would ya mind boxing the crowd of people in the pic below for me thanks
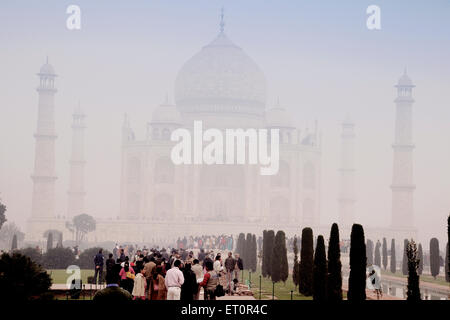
[92,247,244,301]
[175,235,234,251]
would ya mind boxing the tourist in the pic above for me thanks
[119,262,135,294]
[224,252,235,293]
[105,253,115,278]
[94,249,104,285]
[234,253,243,283]
[132,269,147,300]
[165,260,184,300]
[199,260,219,300]
[143,256,156,279]
[119,248,125,262]
[149,266,167,300]
[191,259,203,300]
[93,264,132,302]
[213,255,222,273]
[198,248,206,264]
[181,263,198,301]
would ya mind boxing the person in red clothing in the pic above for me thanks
[199,260,219,300]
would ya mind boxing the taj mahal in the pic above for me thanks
[25,14,417,244]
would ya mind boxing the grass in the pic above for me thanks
[240,269,312,300]
[48,269,94,285]
[381,270,449,287]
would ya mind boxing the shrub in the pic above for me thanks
[43,247,76,269]
[0,252,52,300]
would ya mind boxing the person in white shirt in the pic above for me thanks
[165,260,185,300]
[213,255,222,273]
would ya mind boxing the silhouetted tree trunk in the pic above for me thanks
[327,223,342,301]
[390,239,396,274]
[299,227,314,296]
[382,238,388,270]
[429,238,440,279]
[417,243,423,275]
[313,235,327,301]
[293,236,300,288]
[272,231,288,283]
[348,224,366,301]
[406,240,421,301]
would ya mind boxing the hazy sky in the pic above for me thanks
[0,0,449,244]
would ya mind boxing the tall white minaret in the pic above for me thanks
[338,115,355,228]
[31,58,57,219]
[391,70,415,228]
[67,104,86,218]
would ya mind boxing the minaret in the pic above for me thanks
[31,58,57,219]
[67,104,86,218]
[338,115,356,228]
[391,70,415,228]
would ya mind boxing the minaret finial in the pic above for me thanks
[220,7,225,33]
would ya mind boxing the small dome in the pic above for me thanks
[397,70,413,87]
[151,102,182,124]
[265,106,294,128]
[39,62,56,75]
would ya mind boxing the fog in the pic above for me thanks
[0,0,449,246]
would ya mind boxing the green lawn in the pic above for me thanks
[48,269,95,285]
[240,269,312,300]
[381,270,449,287]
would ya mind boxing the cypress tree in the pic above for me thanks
[265,230,275,278]
[406,240,421,301]
[262,230,268,277]
[251,234,257,272]
[292,236,300,288]
[382,238,388,270]
[366,239,374,265]
[417,243,423,275]
[448,215,450,282]
[390,239,396,274]
[348,224,366,301]
[313,235,327,301]
[402,239,409,275]
[271,230,288,283]
[47,232,53,252]
[57,232,63,248]
[244,233,252,269]
[429,238,440,279]
[374,240,381,268]
[445,242,449,282]
[11,234,17,251]
[299,227,314,296]
[327,223,342,301]
[237,233,245,259]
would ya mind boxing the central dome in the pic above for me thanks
[175,32,267,115]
